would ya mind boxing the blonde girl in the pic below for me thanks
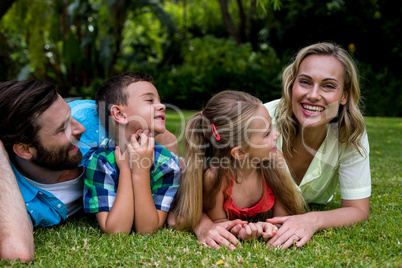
[171,90,305,241]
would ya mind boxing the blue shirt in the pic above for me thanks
[12,100,105,227]
[12,164,68,227]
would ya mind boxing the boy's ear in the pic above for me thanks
[13,143,34,160]
[231,146,247,160]
[110,105,128,125]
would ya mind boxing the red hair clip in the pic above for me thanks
[211,123,221,140]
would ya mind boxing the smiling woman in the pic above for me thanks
[193,42,371,251]
[263,42,370,248]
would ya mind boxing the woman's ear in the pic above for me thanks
[340,90,348,105]
[110,105,128,125]
[230,146,247,160]
[13,143,34,160]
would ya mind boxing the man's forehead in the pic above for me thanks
[37,95,70,129]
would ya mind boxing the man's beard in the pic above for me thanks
[31,139,83,171]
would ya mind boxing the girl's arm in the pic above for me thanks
[96,147,134,234]
[272,199,288,217]
[204,170,227,223]
[267,197,369,248]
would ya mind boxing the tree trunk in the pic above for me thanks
[217,0,241,44]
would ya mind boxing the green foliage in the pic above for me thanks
[1,0,400,116]
[154,35,282,109]
[1,117,400,267]
[359,64,402,117]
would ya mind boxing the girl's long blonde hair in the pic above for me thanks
[172,90,305,230]
[277,42,366,156]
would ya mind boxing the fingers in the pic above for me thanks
[295,236,310,248]
[267,221,311,249]
[266,216,288,225]
[280,234,298,249]
[202,227,239,251]
[230,224,243,236]
[260,223,277,240]
[237,223,261,241]
[223,219,247,230]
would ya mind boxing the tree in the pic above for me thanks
[217,0,281,44]
[1,0,175,97]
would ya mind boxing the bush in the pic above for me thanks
[359,63,401,117]
[153,36,283,109]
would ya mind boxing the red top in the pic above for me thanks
[223,177,275,220]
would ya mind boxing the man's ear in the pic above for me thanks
[230,146,247,160]
[110,105,128,125]
[13,143,34,160]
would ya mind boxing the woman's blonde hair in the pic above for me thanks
[172,90,305,230]
[277,42,366,156]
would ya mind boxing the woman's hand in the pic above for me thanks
[266,213,318,249]
[267,199,370,249]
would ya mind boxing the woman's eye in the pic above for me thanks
[300,80,310,85]
[324,84,336,89]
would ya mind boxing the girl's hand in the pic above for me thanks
[114,146,130,171]
[266,214,317,249]
[127,129,154,171]
[195,219,246,250]
[255,222,278,240]
[235,222,263,241]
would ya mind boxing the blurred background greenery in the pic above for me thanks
[0,0,400,116]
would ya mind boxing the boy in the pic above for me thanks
[83,72,181,234]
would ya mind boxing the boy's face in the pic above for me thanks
[121,81,166,136]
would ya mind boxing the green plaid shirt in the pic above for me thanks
[84,138,181,213]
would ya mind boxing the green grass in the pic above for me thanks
[2,116,401,267]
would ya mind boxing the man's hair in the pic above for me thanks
[0,81,59,156]
[95,72,153,132]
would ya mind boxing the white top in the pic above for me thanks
[264,99,371,204]
[25,171,84,217]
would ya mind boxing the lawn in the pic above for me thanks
[2,115,401,267]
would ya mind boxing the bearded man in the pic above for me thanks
[0,80,179,262]
[0,81,86,262]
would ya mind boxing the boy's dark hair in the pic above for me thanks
[95,72,153,132]
[0,81,59,156]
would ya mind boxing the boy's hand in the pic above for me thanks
[114,146,130,171]
[128,129,154,171]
